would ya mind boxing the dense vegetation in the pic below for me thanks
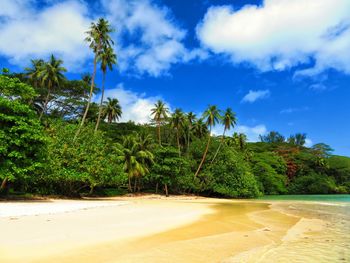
[1,18,349,198]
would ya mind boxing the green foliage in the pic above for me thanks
[328,156,350,191]
[288,173,337,194]
[205,147,261,198]
[251,152,287,194]
[0,88,45,190]
[42,122,125,195]
[259,131,285,143]
[0,75,36,101]
[148,146,194,194]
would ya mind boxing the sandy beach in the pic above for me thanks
[0,195,349,263]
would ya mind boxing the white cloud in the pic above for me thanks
[101,0,206,77]
[280,106,309,114]
[241,89,270,103]
[305,138,313,147]
[309,83,327,91]
[0,0,206,76]
[94,84,169,124]
[0,0,91,71]
[196,0,350,75]
[235,124,267,142]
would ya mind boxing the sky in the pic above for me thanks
[0,0,350,156]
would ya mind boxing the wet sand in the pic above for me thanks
[0,195,349,262]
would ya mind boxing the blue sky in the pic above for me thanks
[0,0,350,156]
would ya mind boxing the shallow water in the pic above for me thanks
[257,194,350,202]
[252,201,350,263]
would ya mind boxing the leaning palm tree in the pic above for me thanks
[38,55,66,120]
[211,108,237,163]
[170,109,185,156]
[194,105,221,177]
[150,100,169,145]
[74,18,114,141]
[102,97,122,123]
[95,46,117,132]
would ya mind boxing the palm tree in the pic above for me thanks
[150,100,169,145]
[74,18,114,141]
[38,55,66,120]
[211,108,237,163]
[231,132,247,151]
[116,134,154,192]
[288,133,306,146]
[192,119,208,139]
[102,97,122,123]
[25,59,44,89]
[95,47,117,132]
[186,112,196,152]
[170,108,185,156]
[194,105,221,177]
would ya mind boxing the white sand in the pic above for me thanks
[0,200,128,217]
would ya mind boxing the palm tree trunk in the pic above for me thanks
[74,54,98,142]
[187,125,191,153]
[164,183,169,197]
[155,182,159,193]
[176,128,181,156]
[157,121,161,145]
[211,128,227,164]
[128,175,132,192]
[0,177,8,192]
[133,177,137,193]
[39,81,51,120]
[95,72,106,133]
[194,127,212,177]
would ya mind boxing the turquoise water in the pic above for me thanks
[257,194,350,202]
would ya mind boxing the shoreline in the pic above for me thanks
[0,195,348,262]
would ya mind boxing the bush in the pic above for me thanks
[206,147,261,198]
[39,121,125,196]
[288,173,337,194]
[0,76,46,193]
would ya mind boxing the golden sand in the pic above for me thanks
[0,195,348,262]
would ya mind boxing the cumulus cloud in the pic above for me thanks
[196,0,350,75]
[0,0,206,76]
[101,0,207,77]
[0,0,91,71]
[241,89,270,103]
[235,124,267,142]
[93,84,169,124]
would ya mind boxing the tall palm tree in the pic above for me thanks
[38,55,66,120]
[186,112,196,152]
[95,47,117,132]
[211,108,237,163]
[170,108,185,156]
[116,134,154,192]
[102,97,122,123]
[150,100,169,145]
[74,18,114,141]
[194,105,221,177]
